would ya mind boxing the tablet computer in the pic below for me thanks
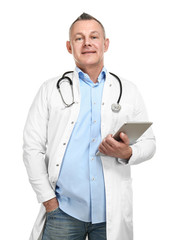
[113,121,153,144]
[96,121,152,156]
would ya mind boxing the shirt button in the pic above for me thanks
[92,177,95,181]
[92,138,95,142]
[91,157,94,161]
[93,120,96,124]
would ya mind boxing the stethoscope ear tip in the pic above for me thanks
[111,103,121,113]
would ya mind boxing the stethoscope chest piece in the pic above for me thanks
[111,103,121,113]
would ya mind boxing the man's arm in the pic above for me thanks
[23,82,56,203]
[99,85,156,165]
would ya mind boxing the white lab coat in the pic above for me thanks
[23,70,156,240]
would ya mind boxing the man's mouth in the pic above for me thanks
[82,51,96,54]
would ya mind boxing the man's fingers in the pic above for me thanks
[98,133,132,159]
[99,135,114,153]
[119,132,130,145]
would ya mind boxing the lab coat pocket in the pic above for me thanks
[121,179,133,223]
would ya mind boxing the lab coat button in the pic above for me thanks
[71,121,74,124]
[63,143,66,146]
[56,164,59,167]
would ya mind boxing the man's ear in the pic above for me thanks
[104,38,109,52]
[66,41,72,54]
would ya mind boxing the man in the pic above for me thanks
[23,13,156,240]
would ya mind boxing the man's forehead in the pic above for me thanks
[71,20,103,35]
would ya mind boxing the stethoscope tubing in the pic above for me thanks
[109,72,122,105]
[56,71,122,111]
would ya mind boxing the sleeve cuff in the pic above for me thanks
[37,190,56,203]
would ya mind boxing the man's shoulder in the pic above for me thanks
[43,70,75,88]
[120,77,137,88]
[36,75,61,100]
[44,75,60,87]
[108,71,138,90]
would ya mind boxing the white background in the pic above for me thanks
[0,0,175,239]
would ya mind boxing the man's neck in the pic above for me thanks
[77,65,104,83]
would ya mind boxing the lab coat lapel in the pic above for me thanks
[101,71,121,139]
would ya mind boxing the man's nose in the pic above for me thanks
[84,37,91,46]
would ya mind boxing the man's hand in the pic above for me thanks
[98,132,132,160]
[43,197,59,213]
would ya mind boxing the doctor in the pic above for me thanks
[23,13,156,240]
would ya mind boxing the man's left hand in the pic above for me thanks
[98,132,132,160]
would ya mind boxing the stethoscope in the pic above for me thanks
[56,71,122,113]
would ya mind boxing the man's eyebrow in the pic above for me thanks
[90,31,100,35]
[74,31,100,36]
[74,32,83,37]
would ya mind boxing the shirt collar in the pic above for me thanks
[75,66,106,86]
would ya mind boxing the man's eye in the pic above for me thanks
[75,37,82,41]
[91,36,98,39]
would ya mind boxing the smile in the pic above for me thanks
[82,51,96,54]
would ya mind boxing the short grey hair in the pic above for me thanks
[69,12,106,39]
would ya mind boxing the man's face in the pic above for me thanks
[67,20,109,70]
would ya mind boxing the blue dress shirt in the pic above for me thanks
[55,67,106,223]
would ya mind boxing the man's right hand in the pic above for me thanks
[43,197,59,213]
